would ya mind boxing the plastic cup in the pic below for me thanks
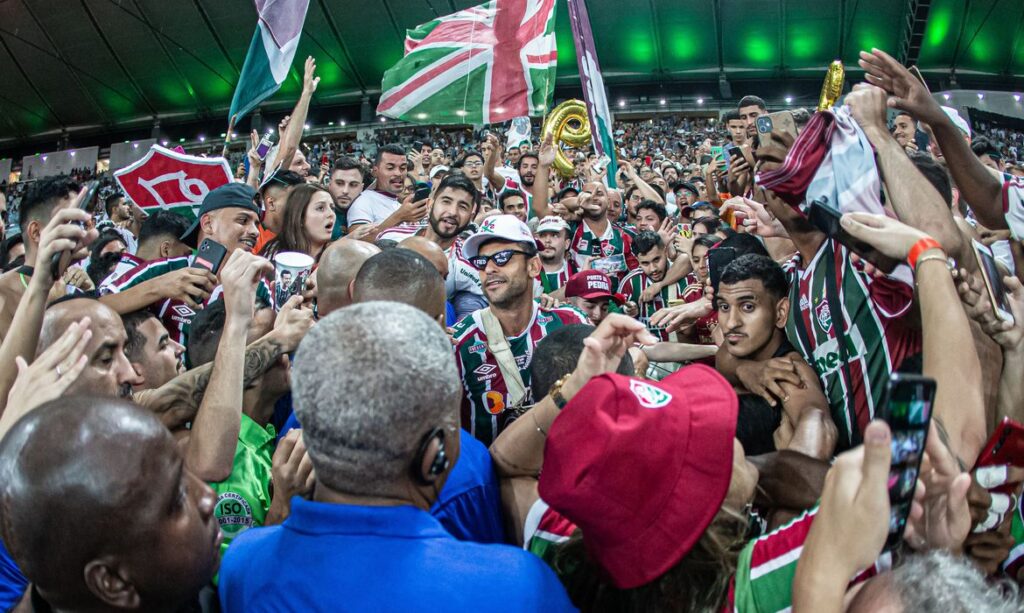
[273,251,315,310]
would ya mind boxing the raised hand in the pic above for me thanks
[302,56,320,95]
[858,49,945,126]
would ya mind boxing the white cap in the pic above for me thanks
[535,215,569,235]
[941,106,972,139]
[463,214,537,259]
[429,165,450,179]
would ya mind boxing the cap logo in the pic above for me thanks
[587,278,610,291]
[481,217,498,233]
[629,379,673,409]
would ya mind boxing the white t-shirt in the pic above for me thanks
[347,190,399,226]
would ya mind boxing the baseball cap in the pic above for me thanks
[535,216,569,235]
[564,270,625,305]
[463,214,537,259]
[429,165,450,179]
[180,183,260,248]
[539,366,739,589]
[941,106,972,139]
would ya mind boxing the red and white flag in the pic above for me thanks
[114,145,233,211]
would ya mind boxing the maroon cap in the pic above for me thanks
[538,366,738,589]
[564,270,625,305]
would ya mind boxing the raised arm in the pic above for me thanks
[482,134,506,193]
[276,57,319,173]
[620,160,664,205]
[530,133,555,219]
[842,212,987,465]
[99,267,217,314]
[182,250,270,482]
[858,49,1005,230]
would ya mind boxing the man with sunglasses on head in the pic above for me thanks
[452,215,587,445]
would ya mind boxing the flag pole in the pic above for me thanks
[221,116,236,158]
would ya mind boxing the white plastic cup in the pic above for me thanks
[273,251,315,310]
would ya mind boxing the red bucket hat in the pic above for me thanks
[538,365,738,589]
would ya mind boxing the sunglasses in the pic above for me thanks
[469,249,530,271]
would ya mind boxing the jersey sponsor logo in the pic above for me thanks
[815,300,833,333]
[629,380,673,409]
[799,295,810,311]
[468,342,487,355]
[537,313,553,325]
[474,363,497,376]
[215,492,253,536]
[811,334,862,376]
[172,304,195,318]
[485,390,506,414]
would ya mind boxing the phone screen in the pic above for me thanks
[881,373,936,550]
[972,239,1014,323]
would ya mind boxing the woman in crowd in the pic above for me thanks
[260,183,336,262]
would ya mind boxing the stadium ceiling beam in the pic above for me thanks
[897,0,933,66]
[316,0,368,93]
[191,0,240,77]
[712,0,724,72]
[778,0,787,73]
[78,0,157,116]
[131,0,207,112]
[21,0,111,126]
[647,0,666,78]
[952,0,1003,72]
[0,32,65,128]
[379,0,407,45]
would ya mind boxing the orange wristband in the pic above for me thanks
[907,237,942,270]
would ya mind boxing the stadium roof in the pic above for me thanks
[0,0,1021,143]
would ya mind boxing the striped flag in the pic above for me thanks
[376,0,558,125]
[567,0,617,187]
[229,0,310,124]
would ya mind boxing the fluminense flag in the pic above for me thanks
[567,0,617,187]
[377,0,557,125]
[229,0,310,124]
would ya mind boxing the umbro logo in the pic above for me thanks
[172,305,196,318]
[474,364,497,376]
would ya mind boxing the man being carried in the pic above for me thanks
[453,215,587,445]
[566,181,639,284]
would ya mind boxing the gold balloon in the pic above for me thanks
[818,60,845,111]
[541,99,591,178]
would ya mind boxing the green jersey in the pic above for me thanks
[209,414,276,557]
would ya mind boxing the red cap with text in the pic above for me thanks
[564,270,625,305]
[538,366,738,589]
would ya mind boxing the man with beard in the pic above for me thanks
[566,181,638,284]
[618,231,689,341]
[326,157,365,239]
[376,174,487,320]
[534,216,575,294]
[99,183,270,347]
[499,191,528,223]
[485,134,545,219]
[123,310,185,393]
[347,144,427,230]
[738,95,768,141]
[453,215,587,445]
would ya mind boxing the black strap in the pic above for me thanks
[822,243,860,446]
[16,265,33,276]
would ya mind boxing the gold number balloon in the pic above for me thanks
[818,60,845,111]
[541,99,591,178]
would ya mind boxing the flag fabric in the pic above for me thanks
[114,145,233,216]
[377,0,558,125]
[229,0,310,124]
[567,0,617,187]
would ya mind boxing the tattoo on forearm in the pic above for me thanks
[933,417,967,471]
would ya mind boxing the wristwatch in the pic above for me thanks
[549,373,574,410]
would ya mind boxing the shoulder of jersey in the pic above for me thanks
[543,304,589,324]
[620,267,644,285]
[451,313,484,343]
[114,255,190,284]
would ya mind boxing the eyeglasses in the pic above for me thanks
[469,249,530,271]
[462,161,483,168]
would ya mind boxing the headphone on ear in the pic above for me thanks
[412,428,449,485]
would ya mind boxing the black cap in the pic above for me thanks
[180,183,260,248]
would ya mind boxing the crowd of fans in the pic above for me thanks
[2,47,1024,612]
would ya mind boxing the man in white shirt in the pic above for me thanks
[348,144,426,230]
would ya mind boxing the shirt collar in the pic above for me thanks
[238,413,276,449]
[284,498,451,540]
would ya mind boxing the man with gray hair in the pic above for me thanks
[218,302,573,611]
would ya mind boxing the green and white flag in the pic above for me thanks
[377,0,558,125]
[229,0,310,124]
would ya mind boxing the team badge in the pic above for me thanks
[629,380,673,409]
[815,300,833,333]
[601,242,615,256]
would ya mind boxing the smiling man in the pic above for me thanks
[567,181,638,284]
[618,231,688,341]
[453,215,587,445]
[347,144,409,227]
[100,183,270,346]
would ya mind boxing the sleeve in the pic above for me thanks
[346,195,372,226]
[452,291,488,323]
[1002,173,1024,240]
[103,260,167,295]
[866,272,915,320]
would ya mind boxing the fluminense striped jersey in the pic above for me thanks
[1003,171,1024,240]
[538,259,576,295]
[783,239,919,450]
[727,507,889,612]
[523,498,575,563]
[567,220,638,283]
[617,268,687,342]
[452,304,587,445]
[102,256,271,347]
[497,177,536,218]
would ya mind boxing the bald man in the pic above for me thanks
[352,250,447,325]
[0,396,220,612]
[314,238,381,318]
[400,236,448,280]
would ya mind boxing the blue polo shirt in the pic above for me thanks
[219,498,576,612]
[0,538,27,610]
[429,429,503,544]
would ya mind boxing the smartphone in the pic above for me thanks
[256,136,273,160]
[724,143,742,160]
[708,246,738,292]
[755,111,798,152]
[807,197,900,274]
[50,180,100,279]
[679,223,693,238]
[194,238,228,274]
[879,373,936,551]
[413,182,432,202]
[699,154,713,166]
[971,239,1014,322]
[974,418,1024,493]
[593,154,611,173]
[913,129,930,152]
